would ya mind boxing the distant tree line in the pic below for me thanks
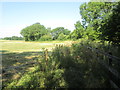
[2,36,24,40]
[20,23,70,41]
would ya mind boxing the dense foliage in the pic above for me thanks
[79,1,120,44]
[40,34,52,41]
[68,21,84,40]
[20,23,71,41]
[20,23,47,41]
[51,27,70,40]
[100,2,120,44]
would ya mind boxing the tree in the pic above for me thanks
[20,23,47,41]
[100,2,120,44]
[79,1,116,40]
[57,33,66,40]
[3,37,12,40]
[68,21,84,40]
[11,36,23,40]
[74,21,85,39]
[40,34,52,41]
[51,27,70,40]
[3,36,23,40]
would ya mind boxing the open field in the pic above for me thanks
[0,40,75,53]
[1,40,75,68]
[0,40,76,87]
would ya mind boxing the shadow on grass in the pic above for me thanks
[2,51,44,88]
[2,51,44,67]
[0,50,8,53]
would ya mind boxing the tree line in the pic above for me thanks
[1,36,24,40]
[20,23,71,41]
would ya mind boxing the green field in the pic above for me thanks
[0,40,74,53]
[0,40,75,87]
[1,40,74,68]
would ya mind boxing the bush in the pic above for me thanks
[57,33,67,40]
[40,34,52,41]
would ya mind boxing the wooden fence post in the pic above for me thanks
[108,52,112,66]
[45,49,48,61]
[108,52,113,88]
[96,48,98,58]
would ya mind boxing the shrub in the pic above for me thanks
[57,33,66,40]
[40,34,52,41]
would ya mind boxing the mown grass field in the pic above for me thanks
[1,40,74,68]
[0,40,74,52]
[0,40,75,87]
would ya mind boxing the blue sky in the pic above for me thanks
[0,2,87,38]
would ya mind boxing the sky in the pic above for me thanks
[0,1,89,38]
